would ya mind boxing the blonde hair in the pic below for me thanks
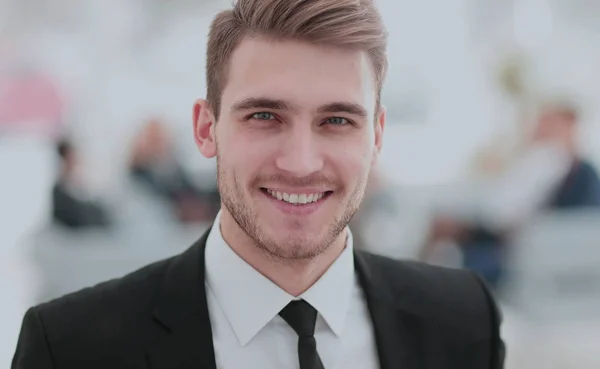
[206,0,388,119]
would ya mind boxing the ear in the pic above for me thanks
[193,99,217,158]
[372,105,386,165]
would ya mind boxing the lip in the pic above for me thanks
[262,187,331,194]
[260,188,331,216]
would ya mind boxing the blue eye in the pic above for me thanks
[326,117,349,125]
[251,112,275,120]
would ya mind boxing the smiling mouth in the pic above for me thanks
[260,188,332,205]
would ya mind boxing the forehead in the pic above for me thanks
[219,36,376,113]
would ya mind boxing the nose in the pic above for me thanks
[275,126,324,177]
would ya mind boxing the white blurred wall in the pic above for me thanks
[5,0,600,189]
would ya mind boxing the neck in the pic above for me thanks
[219,208,347,296]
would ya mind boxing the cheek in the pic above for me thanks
[332,139,373,181]
[219,131,275,177]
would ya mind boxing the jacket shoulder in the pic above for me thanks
[357,252,499,333]
[30,254,177,359]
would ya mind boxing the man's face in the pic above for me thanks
[195,37,384,260]
[533,109,576,149]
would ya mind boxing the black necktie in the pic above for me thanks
[279,300,325,369]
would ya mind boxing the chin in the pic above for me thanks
[265,236,329,260]
[255,219,320,249]
[266,216,326,238]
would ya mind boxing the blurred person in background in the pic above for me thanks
[51,138,112,230]
[13,1,504,368]
[532,103,600,208]
[129,118,220,223]
[423,100,600,288]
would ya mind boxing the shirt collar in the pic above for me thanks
[205,211,355,346]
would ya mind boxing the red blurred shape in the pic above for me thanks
[0,71,64,135]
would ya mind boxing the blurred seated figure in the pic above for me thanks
[128,119,220,223]
[423,101,600,288]
[52,138,112,230]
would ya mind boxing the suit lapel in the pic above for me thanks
[354,251,422,369]
[147,229,217,369]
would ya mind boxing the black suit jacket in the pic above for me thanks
[12,229,505,369]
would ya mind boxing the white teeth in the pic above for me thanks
[266,189,326,205]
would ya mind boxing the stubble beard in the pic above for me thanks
[216,156,367,263]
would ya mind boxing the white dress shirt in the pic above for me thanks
[205,212,379,369]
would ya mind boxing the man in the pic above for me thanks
[52,138,112,229]
[128,119,220,223]
[12,1,505,368]
[425,101,600,287]
[532,103,600,208]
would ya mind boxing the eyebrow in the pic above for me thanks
[231,97,296,112]
[230,97,368,118]
[317,102,368,118]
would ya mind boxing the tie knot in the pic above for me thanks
[279,300,318,337]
